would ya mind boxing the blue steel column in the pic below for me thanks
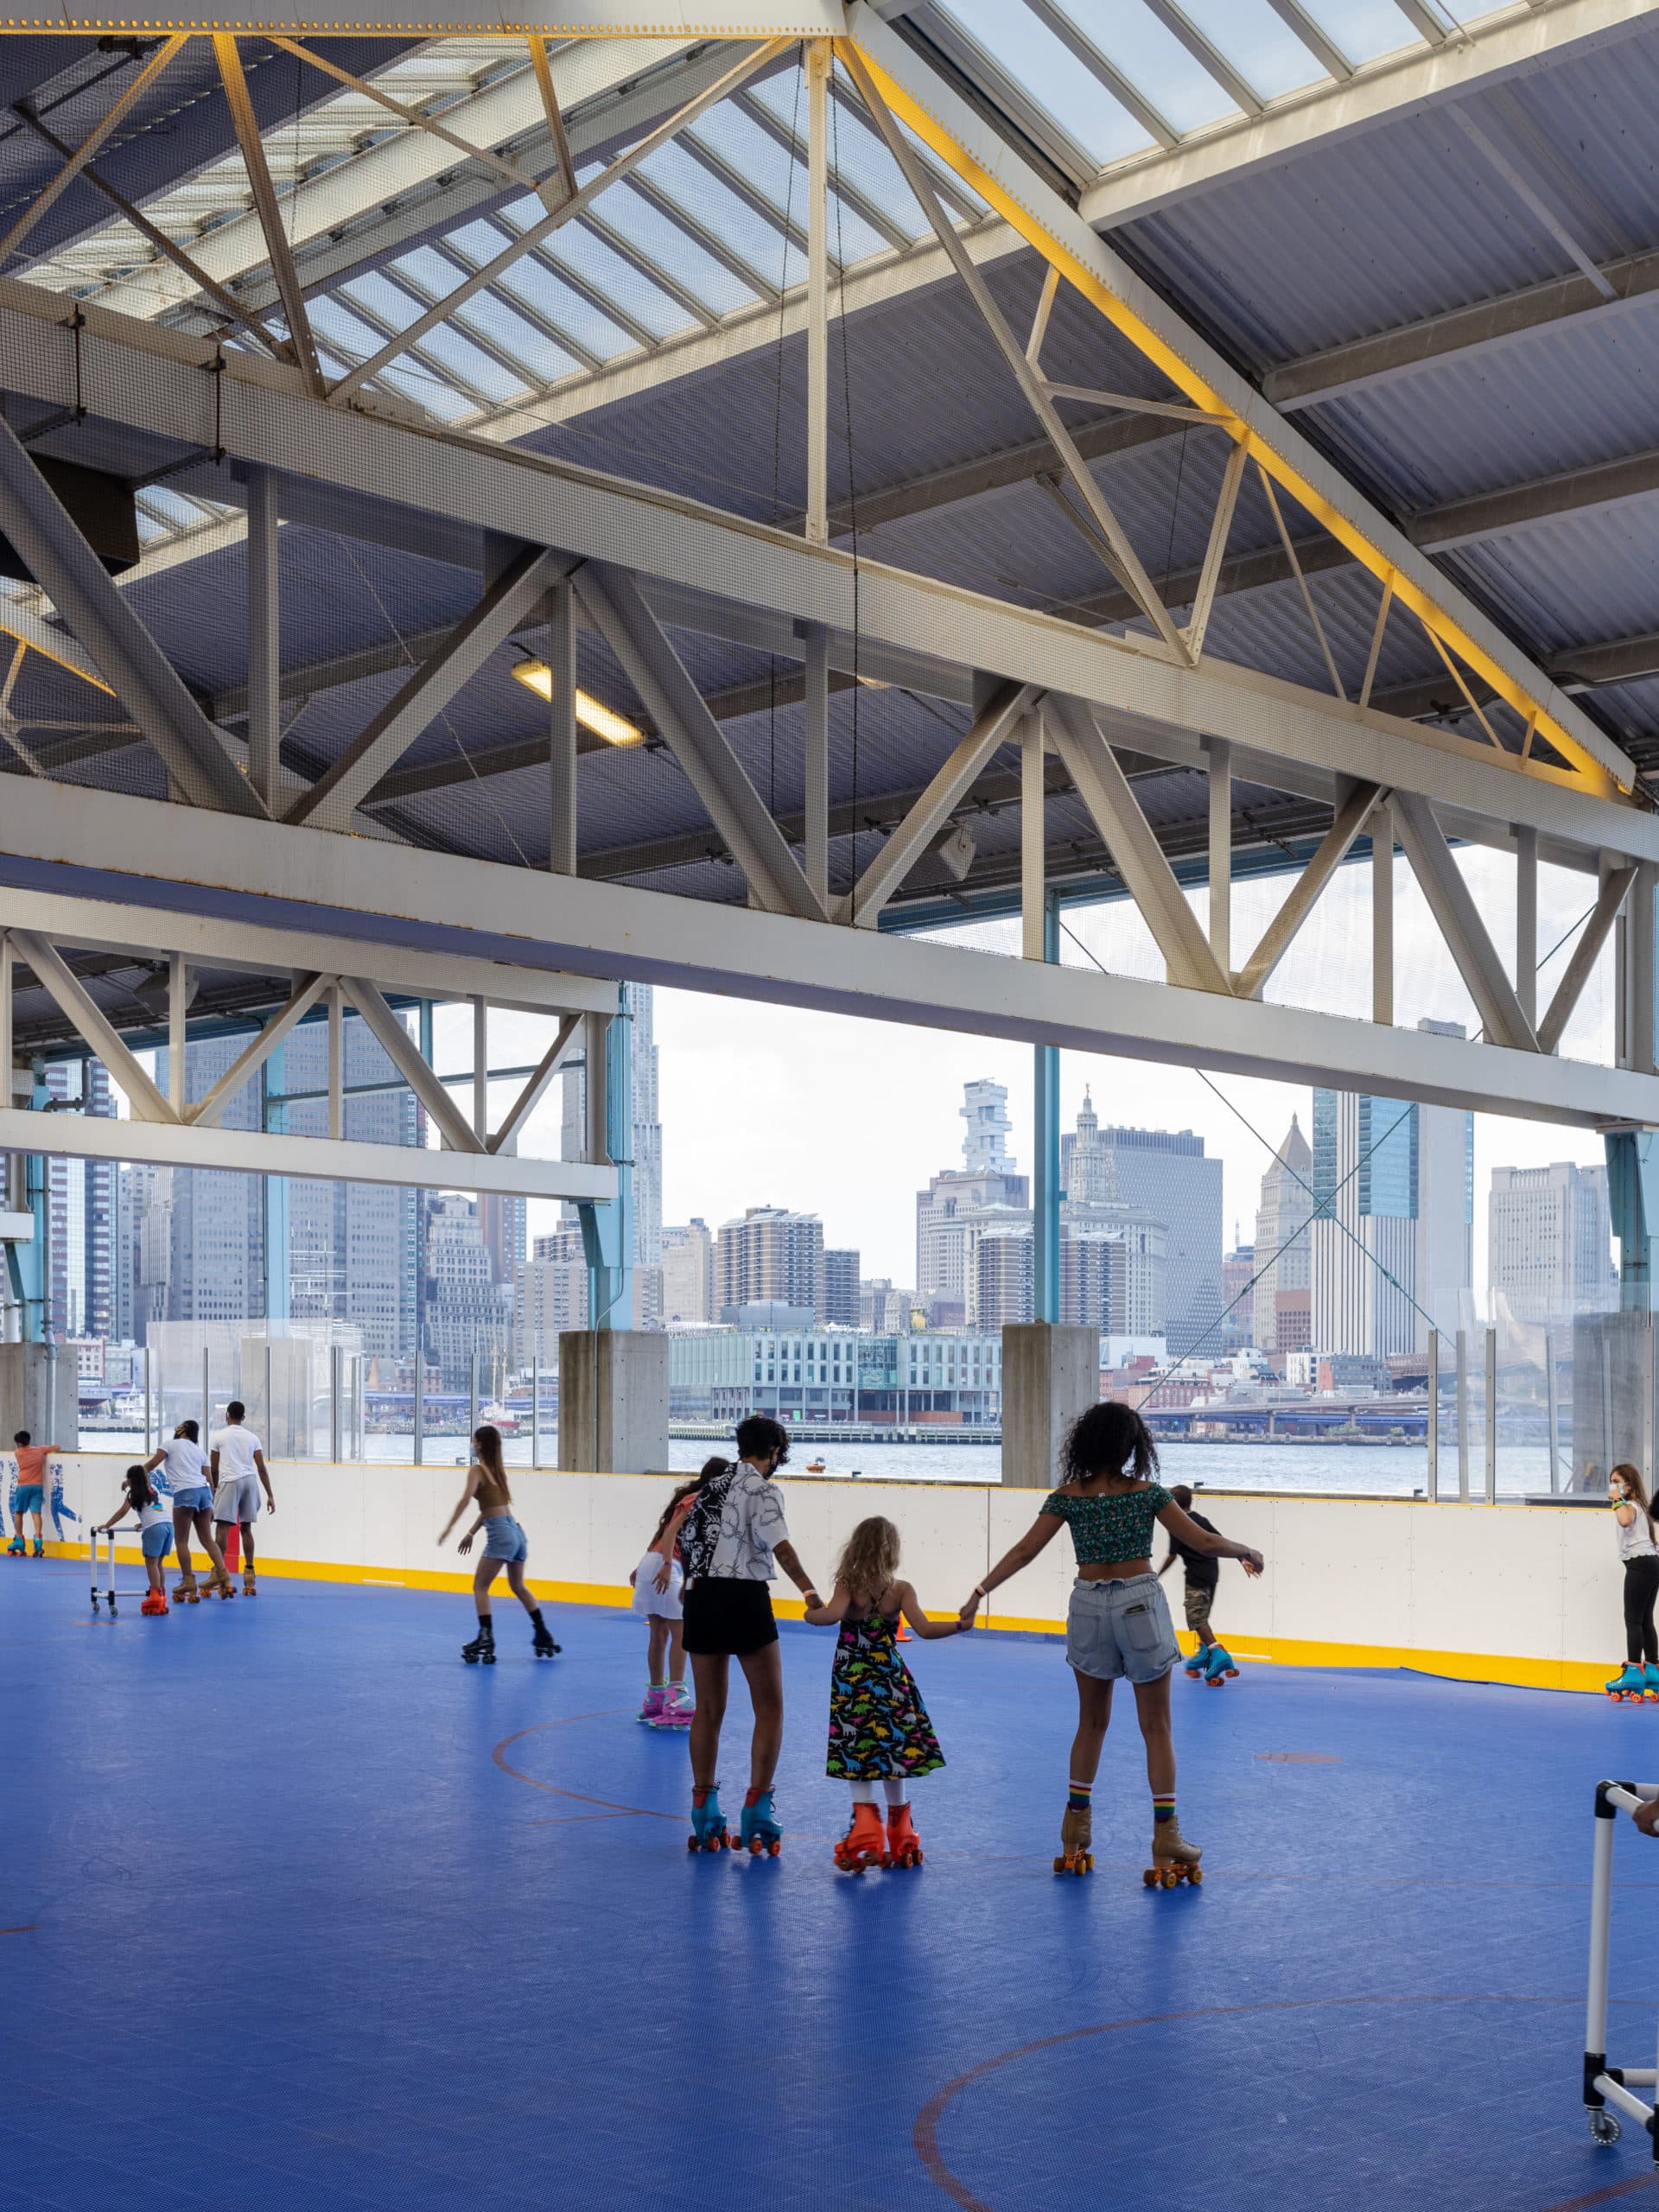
[8,1067,49,1340]
[1033,893,1061,1325]
[1607,1132,1659,1309]
[578,985,634,1331]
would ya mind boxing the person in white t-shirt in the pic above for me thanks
[142,1418,232,1603]
[210,1402,275,1595]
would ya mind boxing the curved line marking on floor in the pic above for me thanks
[913,1996,1653,2212]
[493,1713,683,1822]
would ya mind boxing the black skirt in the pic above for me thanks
[683,1576,778,1657]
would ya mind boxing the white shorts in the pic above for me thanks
[631,1549,683,1620]
[213,1473,261,1524]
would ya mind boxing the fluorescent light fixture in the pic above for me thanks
[512,658,645,747]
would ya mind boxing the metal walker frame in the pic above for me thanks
[1586,1779,1659,2155]
[89,1528,148,1618]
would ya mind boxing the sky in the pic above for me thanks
[647,842,1614,1298]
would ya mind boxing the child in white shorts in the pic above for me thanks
[629,1478,700,1729]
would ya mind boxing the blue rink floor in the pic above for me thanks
[6,1567,1659,2212]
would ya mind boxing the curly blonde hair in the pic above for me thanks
[835,1516,901,1605]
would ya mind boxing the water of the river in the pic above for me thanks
[81,1430,1565,1498]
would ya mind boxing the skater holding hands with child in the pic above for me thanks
[961,1402,1263,1883]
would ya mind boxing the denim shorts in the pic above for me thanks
[482,1515,528,1565]
[173,1486,213,1515]
[1066,1573,1179,1684]
[141,1524,175,1560]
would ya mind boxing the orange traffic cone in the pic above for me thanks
[896,1621,912,1643]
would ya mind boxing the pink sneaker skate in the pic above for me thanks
[651,1683,694,1730]
[638,1684,667,1726]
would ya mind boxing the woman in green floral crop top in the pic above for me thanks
[960,1402,1263,1881]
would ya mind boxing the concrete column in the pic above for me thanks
[1000,1321,1096,1488]
[558,1328,668,1474]
[0,1339,78,1448]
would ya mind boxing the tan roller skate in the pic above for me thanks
[1144,1814,1202,1890]
[172,1571,200,1605]
[204,1566,236,1599]
[241,1561,257,1597]
[1053,1799,1094,1877]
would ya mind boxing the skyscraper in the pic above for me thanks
[716,1207,824,1320]
[823,1248,861,1329]
[660,1219,715,1327]
[423,1193,512,1389]
[1253,1116,1314,1354]
[916,1077,1028,1319]
[1093,1124,1221,1357]
[43,1058,116,1343]
[145,1034,265,1329]
[561,981,663,1323]
[1489,1162,1615,1320]
[1310,1050,1473,1357]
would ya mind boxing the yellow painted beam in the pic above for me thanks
[842,34,1627,800]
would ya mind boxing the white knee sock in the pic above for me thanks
[849,1779,878,1806]
[881,1778,909,1808]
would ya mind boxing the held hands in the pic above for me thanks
[958,1589,983,1626]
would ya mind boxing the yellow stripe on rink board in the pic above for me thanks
[41,1543,1611,1692]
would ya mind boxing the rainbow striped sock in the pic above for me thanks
[1067,1778,1092,1809]
[1153,1793,1176,1824]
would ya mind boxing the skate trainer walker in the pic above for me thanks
[1584,1779,1659,2161]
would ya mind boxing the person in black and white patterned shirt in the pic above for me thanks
[654,1415,823,1854]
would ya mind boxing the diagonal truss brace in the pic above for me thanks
[842,678,1037,926]
[839,41,1186,660]
[487,1010,582,1154]
[1538,861,1637,1055]
[338,976,485,1154]
[188,973,329,1128]
[0,35,187,269]
[574,561,828,922]
[1232,779,1385,1001]
[288,544,569,830]
[9,930,176,1122]
[1045,696,1232,995]
[1392,791,1540,1052]
[0,412,264,818]
[213,34,323,397]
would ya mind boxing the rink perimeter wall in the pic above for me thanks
[22,1454,1628,1694]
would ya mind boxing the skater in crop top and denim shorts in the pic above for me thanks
[961,1402,1264,1881]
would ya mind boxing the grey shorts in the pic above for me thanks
[1066,1574,1179,1685]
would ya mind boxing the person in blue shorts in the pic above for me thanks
[437,1425,559,1665]
[96,1465,175,1616]
[9,1432,59,1558]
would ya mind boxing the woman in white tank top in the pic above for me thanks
[1607,1463,1659,1700]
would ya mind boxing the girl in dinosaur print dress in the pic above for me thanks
[804,1515,968,1872]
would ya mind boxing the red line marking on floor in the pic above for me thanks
[0,1926,37,1935]
[493,1713,682,1822]
[912,1997,1648,2212]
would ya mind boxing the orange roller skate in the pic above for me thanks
[1054,1799,1094,1877]
[1143,1814,1203,1890]
[140,1586,168,1616]
[885,1801,924,1869]
[834,1802,886,1875]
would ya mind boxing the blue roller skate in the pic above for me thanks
[1645,1663,1659,1702]
[688,1784,730,1853]
[737,1788,782,1859]
[1607,1662,1649,1703]
[1183,1644,1207,1677]
[1204,1643,1238,1686]
[31,1537,42,1558]
[5,1536,22,1557]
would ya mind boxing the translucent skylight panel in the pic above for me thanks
[1176,0,1327,99]
[137,486,204,531]
[1293,0,1420,60]
[937,0,1157,162]
[635,139,805,292]
[600,183,759,315]
[750,71,924,236]
[397,318,529,404]
[343,270,428,334]
[309,295,394,364]
[490,255,639,361]
[396,244,481,299]
[692,102,825,228]
[1056,3,1242,132]
[443,288,575,383]
[380,365,474,421]
[540,224,691,340]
